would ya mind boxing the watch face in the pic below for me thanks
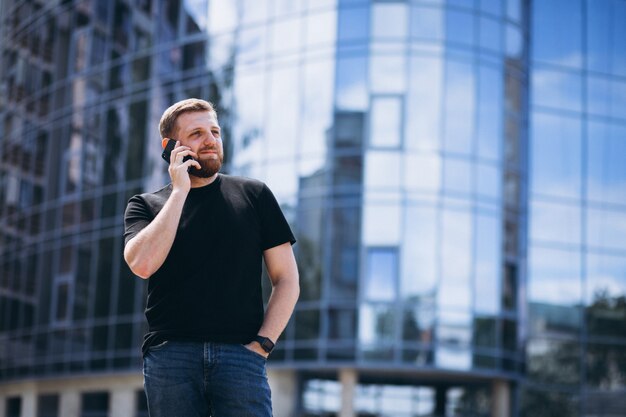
[257,336,275,353]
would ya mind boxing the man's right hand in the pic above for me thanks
[168,140,200,192]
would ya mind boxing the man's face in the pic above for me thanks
[175,111,223,178]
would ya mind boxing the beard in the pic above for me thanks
[188,148,223,178]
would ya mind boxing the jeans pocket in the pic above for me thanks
[147,340,169,353]
[240,344,268,361]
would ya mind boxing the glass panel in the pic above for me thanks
[183,0,208,32]
[294,309,320,340]
[446,9,474,47]
[80,392,109,417]
[329,204,360,300]
[371,3,408,39]
[586,0,626,77]
[338,6,370,42]
[232,71,265,166]
[364,248,398,302]
[37,394,59,417]
[527,338,581,386]
[305,10,337,47]
[328,308,357,340]
[531,0,582,67]
[521,388,580,417]
[402,206,438,297]
[410,6,443,41]
[237,25,266,64]
[586,253,626,338]
[477,65,502,161]
[531,68,582,112]
[207,0,236,34]
[586,208,626,252]
[364,151,401,189]
[443,61,475,154]
[586,343,626,390]
[528,247,582,306]
[587,121,626,205]
[479,0,501,16]
[271,17,301,54]
[370,96,402,148]
[267,66,298,160]
[358,303,396,344]
[241,0,268,24]
[441,209,472,286]
[443,158,471,194]
[363,203,401,246]
[478,16,501,52]
[370,54,406,94]
[404,153,441,191]
[476,163,500,199]
[530,113,582,199]
[406,56,443,151]
[529,199,581,245]
[474,214,501,314]
[335,56,368,110]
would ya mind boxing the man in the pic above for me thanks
[123,98,299,417]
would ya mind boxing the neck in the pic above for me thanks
[190,173,219,188]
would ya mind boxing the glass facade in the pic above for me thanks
[0,1,624,416]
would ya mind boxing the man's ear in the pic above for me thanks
[161,138,169,149]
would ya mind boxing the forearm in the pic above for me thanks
[257,275,300,342]
[124,190,188,278]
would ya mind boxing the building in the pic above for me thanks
[0,0,624,416]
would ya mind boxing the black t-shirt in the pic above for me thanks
[123,174,295,353]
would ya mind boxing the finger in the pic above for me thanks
[173,149,194,164]
[182,159,201,170]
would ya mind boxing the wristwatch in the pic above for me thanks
[254,335,275,354]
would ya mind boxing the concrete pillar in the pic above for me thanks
[268,369,298,417]
[339,368,357,417]
[21,391,36,417]
[491,380,510,417]
[110,388,135,417]
[59,391,80,417]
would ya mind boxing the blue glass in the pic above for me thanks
[477,64,502,161]
[587,121,626,205]
[371,3,408,39]
[335,56,368,110]
[364,248,398,302]
[506,0,521,22]
[370,54,407,94]
[530,199,581,245]
[586,0,626,77]
[531,0,583,67]
[404,153,441,191]
[183,0,208,32]
[410,6,443,41]
[300,59,334,162]
[530,113,582,199]
[445,9,475,47]
[532,67,582,113]
[364,151,402,190]
[370,96,402,148]
[359,303,396,344]
[241,0,269,24]
[476,163,501,200]
[267,66,299,160]
[271,17,302,53]
[441,209,472,286]
[338,6,369,42]
[406,56,443,151]
[528,247,582,306]
[587,207,626,252]
[208,0,237,34]
[363,200,402,246]
[588,77,626,120]
[305,10,338,47]
[443,61,475,154]
[586,253,626,316]
[402,206,438,297]
[443,158,471,194]
[478,16,501,52]
[479,0,501,16]
[474,213,501,314]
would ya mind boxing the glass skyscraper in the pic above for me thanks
[0,1,624,416]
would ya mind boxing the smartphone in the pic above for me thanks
[161,138,193,164]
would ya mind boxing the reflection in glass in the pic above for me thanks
[364,248,398,302]
[587,121,626,205]
[370,96,402,148]
[477,65,502,160]
[305,10,337,47]
[295,309,320,340]
[364,151,401,189]
[479,16,501,52]
[532,0,582,67]
[328,308,357,340]
[443,158,471,194]
[406,56,443,151]
[530,113,581,199]
[359,303,396,356]
[441,209,472,285]
[335,56,368,110]
[476,163,501,199]
[271,18,301,54]
[532,68,582,112]
[402,206,438,296]
[586,343,626,390]
[474,214,501,314]
[404,153,441,191]
[338,7,369,42]
[586,254,626,338]
[370,54,406,94]
[371,3,408,39]
[446,9,474,47]
[267,66,299,160]
[410,6,443,41]
[527,338,581,386]
[530,199,581,245]
[528,247,581,306]
[586,0,626,77]
[362,203,401,246]
[443,61,475,154]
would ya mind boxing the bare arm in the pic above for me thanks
[123,142,200,279]
[245,242,299,356]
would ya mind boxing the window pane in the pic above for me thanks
[336,56,368,110]
[477,65,502,160]
[370,96,402,148]
[532,68,582,112]
[528,247,582,306]
[587,121,626,205]
[370,54,406,94]
[411,6,443,41]
[338,7,369,42]
[359,303,396,344]
[444,61,475,154]
[527,338,581,386]
[402,206,438,296]
[443,158,471,194]
[478,16,501,52]
[364,151,401,189]
[406,56,443,151]
[530,113,582,199]
[363,203,401,246]
[372,3,408,39]
[441,209,472,285]
[364,248,398,302]
[586,254,626,336]
[531,0,583,67]
[404,153,441,191]
[586,208,626,252]
[446,9,474,47]
[530,199,581,245]
[474,214,501,314]
[586,0,626,77]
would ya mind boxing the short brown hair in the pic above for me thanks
[159,98,217,139]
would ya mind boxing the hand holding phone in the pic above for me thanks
[161,138,194,165]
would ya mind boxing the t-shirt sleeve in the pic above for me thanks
[258,184,296,250]
[124,195,153,246]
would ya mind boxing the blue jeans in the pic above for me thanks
[143,341,272,417]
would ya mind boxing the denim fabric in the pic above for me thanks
[143,341,272,417]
